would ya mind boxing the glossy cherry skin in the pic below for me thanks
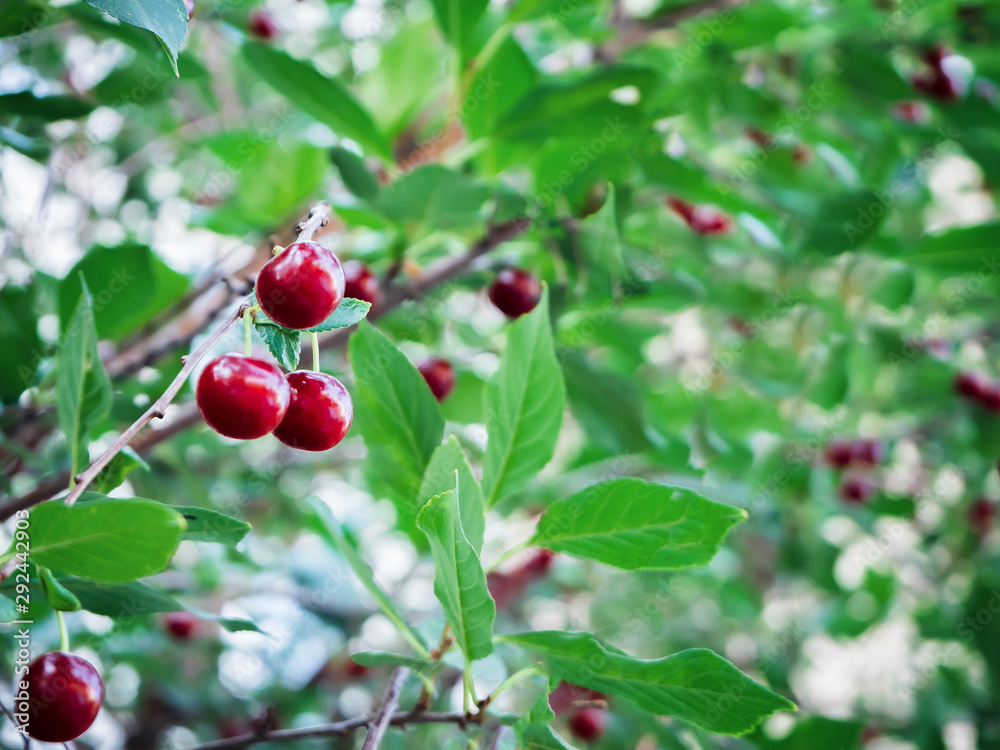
[163,611,198,640]
[489,268,542,319]
[272,371,353,451]
[196,354,290,440]
[418,358,455,401]
[248,10,279,39]
[343,261,380,307]
[568,708,608,742]
[21,652,103,742]
[256,242,345,330]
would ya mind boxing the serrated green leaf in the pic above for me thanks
[504,631,795,736]
[533,479,745,570]
[254,320,300,371]
[304,298,372,333]
[175,506,252,547]
[416,487,495,661]
[37,566,82,612]
[84,0,187,75]
[57,282,112,475]
[418,436,485,554]
[349,322,445,514]
[91,447,149,495]
[483,288,565,506]
[515,694,581,750]
[26,493,185,583]
[242,43,391,159]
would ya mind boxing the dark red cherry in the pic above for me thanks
[980,383,1000,412]
[418,358,455,401]
[968,497,996,534]
[184,0,195,18]
[549,682,606,716]
[256,241,345,329]
[343,261,380,307]
[824,440,855,468]
[954,372,985,401]
[345,658,370,679]
[21,652,103,742]
[196,354,290,440]
[840,477,875,504]
[248,10,279,39]
[522,548,555,577]
[272,371,353,451]
[568,708,608,742]
[851,440,883,466]
[489,268,542,319]
[163,611,198,640]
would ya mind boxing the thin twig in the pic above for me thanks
[0,695,29,750]
[188,709,479,750]
[362,668,409,750]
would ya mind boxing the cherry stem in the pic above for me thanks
[56,609,69,652]
[244,308,253,357]
[484,539,532,573]
[293,201,331,242]
[312,333,320,372]
[463,660,474,717]
[482,664,543,707]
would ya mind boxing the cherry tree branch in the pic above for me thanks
[362,668,409,750]
[188,709,482,750]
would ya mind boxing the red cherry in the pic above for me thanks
[248,10,279,39]
[568,708,608,742]
[980,383,1000,412]
[256,241,345,330]
[892,101,927,123]
[184,0,195,18]
[667,196,730,235]
[21,652,103,742]
[163,611,198,640]
[272,371,353,451]
[521,548,555,577]
[549,682,606,716]
[913,71,958,101]
[345,658,370,679]
[954,372,985,401]
[418,358,455,401]
[851,440,884,466]
[824,441,855,468]
[343,261,380,308]
[486,570,524,609]
[968,497,996,534]
[489,268,542,319]
[840,477,875,504]
[196,354,290,440]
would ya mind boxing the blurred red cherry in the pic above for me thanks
[549,682,606,716]
[954,372,986,401]
[968,497,996,534]
[840,477,875,504]
[667,197,731,235]
[163,611,198,640]
[568,708,608,742]
[248,10,280,40]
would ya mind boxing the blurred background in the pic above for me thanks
[2,0,1000,747]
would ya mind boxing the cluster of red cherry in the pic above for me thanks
[196,239,544,450]
[823,438,885,504]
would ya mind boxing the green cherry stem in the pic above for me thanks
[463,660,473,716]
[243,308,253,357]
[484,539,532,573]
[56,609,70,652]
[312,333,320,372]
[483,664,543,707]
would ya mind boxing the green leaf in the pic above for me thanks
[561,352,651,453]
[351,650,445,680]
[0,285,43,404]
[504,631,795,735]
[0,594,16,623]
[0,1,53,38]
[483,288,565,506]
[90,447,149,495]
[418,436,486,554]
[515,694,581,750]
[174,506,252,547]
[464,36,537,140]
[749,716,863,750]
[58,243,189,343]
[304,298,372,333]
[901,223,1000,273]
[37,566,82,612]
[0,92,94,121]
[56,283,112,475]
[27,494,186,583]
[869,261,915,310]
[428,0,489,56]
[332,147,380,202]
[804,191,886,255]
[416,487,495,661]
[254,320,300,371]
[84,0,188,75]
[579,184,624,292]
[349,322,445,512]
[242,43,391,159]
[533,479,745,570]
[376,165,492,230]
[307,497,431,657]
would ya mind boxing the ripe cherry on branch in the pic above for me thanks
[272,371,353,451]
[343,261,380,308]
[196,354,291,440]
[21,652,104,742]
[418,358,455,402]
[248,10,280,40]
[489,268,542,319]
[255,241,346,330]
[164,611,199,640]
[667,196,731,235]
